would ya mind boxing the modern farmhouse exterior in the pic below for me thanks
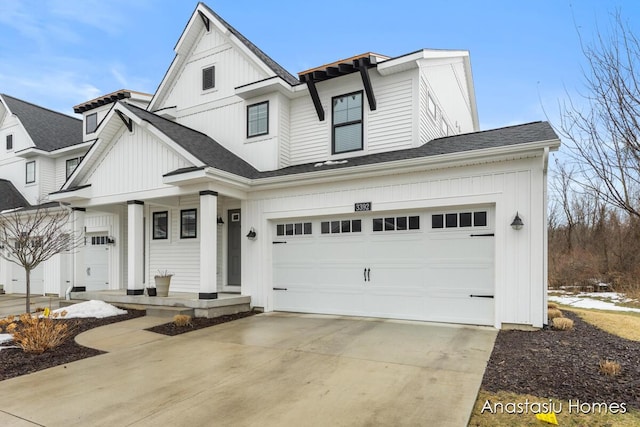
[1,3,560,328]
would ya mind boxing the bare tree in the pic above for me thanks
[557,12,640,218]
[0,203,83,313]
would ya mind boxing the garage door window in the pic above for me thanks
[432,211,487,229]
[277,222,312,236]
[321,219,361,234]
[373,216,420,232]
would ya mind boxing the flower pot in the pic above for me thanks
[146,287,157,297]
[154,276,172,297]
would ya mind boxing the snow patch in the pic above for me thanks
[549,293,640,313]
[51,300,127,319]
[0,333,17,351]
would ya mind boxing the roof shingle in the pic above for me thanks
[0,179,30,211]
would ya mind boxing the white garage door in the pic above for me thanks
[84,234,110,291]
[11,263,44,295]
[273,208,494,326]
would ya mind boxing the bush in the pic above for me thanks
[173,314,192,327]
[599,359,621,376]
[10,313,73,354]
[548,308,563,321]
[552,317,574,330]
[548,302,559,310]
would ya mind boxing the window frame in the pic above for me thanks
[180,209,197,239]
[332,91,364,154]
[6,134,13,151]
[153,211,169,240]
[65,157,82,179]
[247,101,269,138]
[25,160,35,184]
[202,65,216,91]
[86,113,98,134]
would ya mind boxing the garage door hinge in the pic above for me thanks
[272,241,287,244]
[470,233,494,237]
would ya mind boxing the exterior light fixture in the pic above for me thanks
[246,227,257,239]
[217,216,224,225]
[511,212,524,230]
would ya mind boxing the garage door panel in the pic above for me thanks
[11,264,44,295]
[427,264,493,292]
[426,296,494,325]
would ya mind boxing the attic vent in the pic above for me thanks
[203,66,215,91]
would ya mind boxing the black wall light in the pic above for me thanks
[511,212,524,230]
[246,227,257,239]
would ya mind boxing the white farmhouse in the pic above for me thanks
[2,3,560,328]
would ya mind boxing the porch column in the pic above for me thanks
[71,208,86,292]
[199,190,218,299]
[127,200,144,295]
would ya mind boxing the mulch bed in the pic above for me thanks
[481,311,640,409]
[0,309,145,381]
[145,310,257,336]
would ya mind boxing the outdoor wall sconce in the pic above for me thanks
[217,216,224,225]
[246,227,257,240]
[510,212,524,230]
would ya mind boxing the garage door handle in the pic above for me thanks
[364,268,370,282]
[273,241,287,244]
[470,233,494,237]
[470,294,494,298]
[273,287,287,291]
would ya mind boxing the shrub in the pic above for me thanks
[552,317,574,330]
[548,302,559,310]
[548,308,563,321]
[173,314,192,327]
[599,359,621,376]
[10,313,73,354]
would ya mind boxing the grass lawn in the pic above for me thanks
[469,308,640,426]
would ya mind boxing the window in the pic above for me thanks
[153,212,169,240]
[25,161,35,184]
[86,113,97,134]
[276,222,312,236]
[321,219,361,234]
[180,209,197,238]
[247,101,268,137]
[66,157,82,178]
[373,216,420,232]
[6,134,13,150]
[202,66,215,90]
[332,91,363,154]
[432,211,488,229]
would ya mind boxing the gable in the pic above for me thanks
[79,125,194,198]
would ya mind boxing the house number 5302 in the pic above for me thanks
[354,202,372,212]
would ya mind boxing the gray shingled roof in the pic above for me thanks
[124,101,558,180]
[1,94,82,151]
[0,179,30,211]
[198,3,300,86]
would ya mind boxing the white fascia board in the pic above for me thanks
[250,139,561,190]
[163,167,252,190]
[235,77,298,99]
[49,185,92,202]
[14,147,49,158]
[378,49,470,76]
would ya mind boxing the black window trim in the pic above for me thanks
[180,209,197,239]
[86,113,98,134]
[332,90,364,155]
[152,211,169,240]
[202,65,216,91]
[247,100,269,138]
[65,157,82,179]
[25,160,35,184]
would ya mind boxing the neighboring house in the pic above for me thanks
[8,2,559,328]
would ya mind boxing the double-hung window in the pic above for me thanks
[202,66,215,90]
[25,161,35,184]
[6,134,13,150]
[247,101,268,137]
[180,209,197,239]
[332,91,363,154]
[153,211,169,240]
[66,157,82,178]
[86,113,97,134]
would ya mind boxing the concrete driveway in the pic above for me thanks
[0,312,496,427]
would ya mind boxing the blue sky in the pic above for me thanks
[1,0,638,132]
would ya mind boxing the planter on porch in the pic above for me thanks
[146,287,157,297]
[154,271,173,297]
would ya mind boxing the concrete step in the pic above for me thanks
[146,306,195,318]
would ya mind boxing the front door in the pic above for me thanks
[227,209,241,286]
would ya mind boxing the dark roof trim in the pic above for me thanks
[74,90,132,113]
[50,184,92,195]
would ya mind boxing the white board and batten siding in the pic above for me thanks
[244,155,548,328]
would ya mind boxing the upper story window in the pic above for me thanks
[25,161,35,184]
[66,157,82,178]
[86,113,98,134]
[202,66,215,91]
[6,134,13,150]
[332,91,363,154]
[247,101,268,138]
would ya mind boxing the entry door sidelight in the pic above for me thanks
[227,209,242,286]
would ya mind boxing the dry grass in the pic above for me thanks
[548,308,563,321]
[173,314,193,327]
[552,317,574,330]
[599,359,622,376]
[3,313,73,354]
[469,390,640,426]
[568,308,640,341]
[548,302,559,310]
